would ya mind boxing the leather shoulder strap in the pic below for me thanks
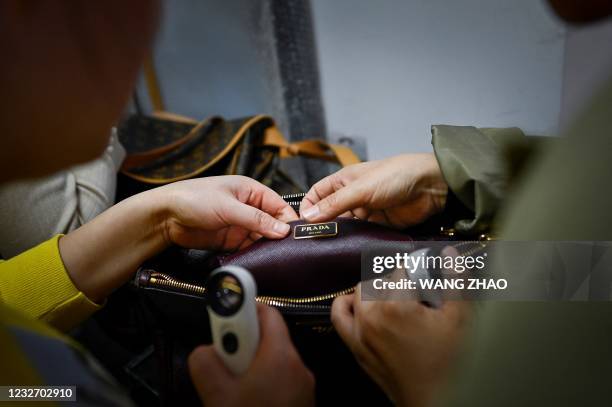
[263,125,360,167]
[143,55,165,112]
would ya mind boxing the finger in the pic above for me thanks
[437,245,471,317]
[365,210,393,227]
[252,304,300,367]
[224,200,291,239]
[261,197,298,224]
[235,177,299,223]
[352,282,366,315]
[438,245,465,302]
[301,162,374,217]
[301,183,367,223]
[331,293,357,350]
[256,303,291,350]
[351,207,373,221]
[234,229,262,248]
[188,344,235,401]
[331,285,379,374]
[441,245,459,258]
[249,230,263,242]
[439,299,471,325]
[300,173,343,213]
[300,164,365,214]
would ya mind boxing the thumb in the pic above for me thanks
[301,185,365,222]
[225,201,291,239]
[188,345,236,403]
[330,293,356,350]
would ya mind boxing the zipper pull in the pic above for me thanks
[134,268,207,297]
[134,268,154,288]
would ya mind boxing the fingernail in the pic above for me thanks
[301,205,319,220]
[273,222,290,235]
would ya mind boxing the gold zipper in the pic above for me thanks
[257,287,355,307]
[140,270,353,308]
[147,271,207,295]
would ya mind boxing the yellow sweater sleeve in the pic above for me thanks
[0,235,102,332]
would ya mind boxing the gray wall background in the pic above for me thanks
[311,0,566,158]
[137,0,287,129]
[141,0,612,162]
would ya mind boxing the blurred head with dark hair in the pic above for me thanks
[0,0,160,182]
[547,0,612,24]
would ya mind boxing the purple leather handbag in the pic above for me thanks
[134,191,472,317]
[135,216,428,317]
[215,217,415,306]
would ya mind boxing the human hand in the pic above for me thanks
[332,283,470,406]
[61,175,297,302]
[188,304,315,407]
[300,153,447,228]
[156,175,298,251]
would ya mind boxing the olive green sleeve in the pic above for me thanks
[431,125,526,235]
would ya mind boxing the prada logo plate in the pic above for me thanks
[293,222,338,239]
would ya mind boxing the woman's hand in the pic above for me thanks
[332,284,470,407]
[60,176,297,302]
[160,176,298,251]
[189,304,315,407]
[300,153,447,228]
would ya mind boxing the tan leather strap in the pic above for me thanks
[150,110,198,124]
[143,56,165,112]
[263,125,360,167]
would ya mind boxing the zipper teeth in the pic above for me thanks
[256,287,355,305]
[255,299,331,309]
[280,192,306,200]
[454,241,488,257]
[149,271,207,295]
[281,193,305,215]
[151,271,178,281]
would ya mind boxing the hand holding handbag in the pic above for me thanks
[131,208,480,406]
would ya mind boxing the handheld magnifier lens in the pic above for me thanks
[208,272,244,317]
[206,266,259,374]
